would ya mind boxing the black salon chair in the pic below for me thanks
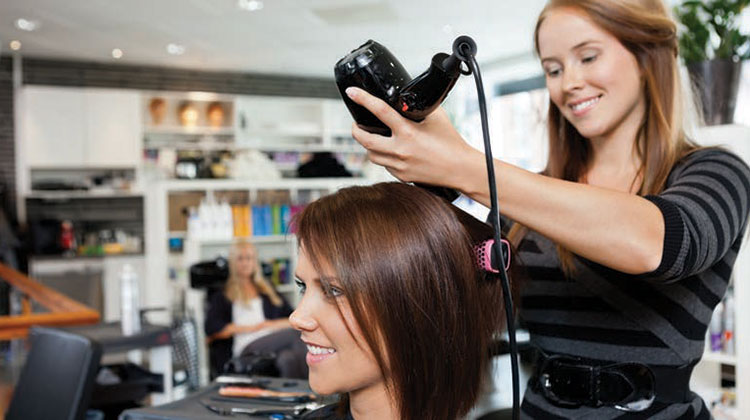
[6,326,102,420]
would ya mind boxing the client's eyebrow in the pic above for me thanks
[293,273,321,283]
[293,272,341,287]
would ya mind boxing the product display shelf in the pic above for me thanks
[230,143,365,154]
[142,93,363,176]
[143,177,371,386]
[159,178,369,192]
[690,124,750,417]
[197,235,289,246]
[701,351,738,366]
[144,126,235,136]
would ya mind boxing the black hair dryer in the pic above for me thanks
[334,36,477,202]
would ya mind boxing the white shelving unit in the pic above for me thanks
[690,124,750,418]
[141,92,366,177]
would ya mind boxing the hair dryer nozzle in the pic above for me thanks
[453,35,477,62]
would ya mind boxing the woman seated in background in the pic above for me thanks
[290,182,506,420]
[205,239,307,379]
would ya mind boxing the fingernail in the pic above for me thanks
[345,87,357,99]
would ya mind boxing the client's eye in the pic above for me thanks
[294,278,306,295]
[323,284,344,298]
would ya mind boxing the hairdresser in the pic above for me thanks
[345,0,750,418]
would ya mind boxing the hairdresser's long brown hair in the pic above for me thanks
[296,182,504,420]
[510,0,701,273]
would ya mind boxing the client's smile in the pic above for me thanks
[307,344,336,355]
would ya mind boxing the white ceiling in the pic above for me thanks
[0,0,549,78]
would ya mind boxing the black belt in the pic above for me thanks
[530,349,695,412]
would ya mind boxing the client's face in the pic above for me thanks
[289,248,383,396]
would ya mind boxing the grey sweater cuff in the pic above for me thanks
[643,195,684,279]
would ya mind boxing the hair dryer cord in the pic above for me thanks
[460,41,520,420]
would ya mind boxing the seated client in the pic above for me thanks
[290,182,505,420]
[205,239,307,379]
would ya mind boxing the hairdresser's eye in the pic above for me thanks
[294,278,306,295]
[545,67,561,78]
[582,55,597,64]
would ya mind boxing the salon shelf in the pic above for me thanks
[143,142,365,155]
[144,126,235,136]
[701,352,737,366]
[195,235,292,245]
[158,178,369,192]
[27,190,143,200]
[234,143,366,154]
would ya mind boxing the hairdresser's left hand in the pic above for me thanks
[346,87,481,191]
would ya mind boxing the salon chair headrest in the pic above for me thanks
[189,257,229,289]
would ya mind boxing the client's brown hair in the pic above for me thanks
[296,182,505,420]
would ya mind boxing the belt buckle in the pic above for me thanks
[609,363,656,412]
[538,355,656,412]
[538,355,590,408]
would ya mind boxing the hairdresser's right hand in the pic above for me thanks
[346,87,481,191]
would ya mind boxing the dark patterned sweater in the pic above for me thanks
[514,148,750,419]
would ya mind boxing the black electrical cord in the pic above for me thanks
[459,44,520,420]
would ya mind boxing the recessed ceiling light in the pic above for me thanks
[112,48,123,59]
[167,43,186,55]
[237,0,264,12]
[9,40,22,51]
[15,18,40,32]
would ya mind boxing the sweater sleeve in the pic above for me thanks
[642,148,750,283]
[205,290,232,336]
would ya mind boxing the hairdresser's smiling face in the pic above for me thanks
[289,248,383,397]
[538,7,645,142]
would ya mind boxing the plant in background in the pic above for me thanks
[674,0,750,63]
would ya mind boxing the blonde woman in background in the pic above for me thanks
[205,240,307,379]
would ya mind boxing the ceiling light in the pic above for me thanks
[237,0,264,12]
[167,43,186,55]
[15,18,39,32]
[9,40,21,51]
[112,48,123,59]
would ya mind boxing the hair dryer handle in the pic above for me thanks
[397,52,462,121]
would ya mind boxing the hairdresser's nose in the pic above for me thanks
[289,299,317,332]
[562,63,585,94]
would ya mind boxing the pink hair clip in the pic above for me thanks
[473,239,510,273]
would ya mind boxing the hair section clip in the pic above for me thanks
[473,239,510,273]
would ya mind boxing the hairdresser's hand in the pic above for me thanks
[346,87,481,191]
